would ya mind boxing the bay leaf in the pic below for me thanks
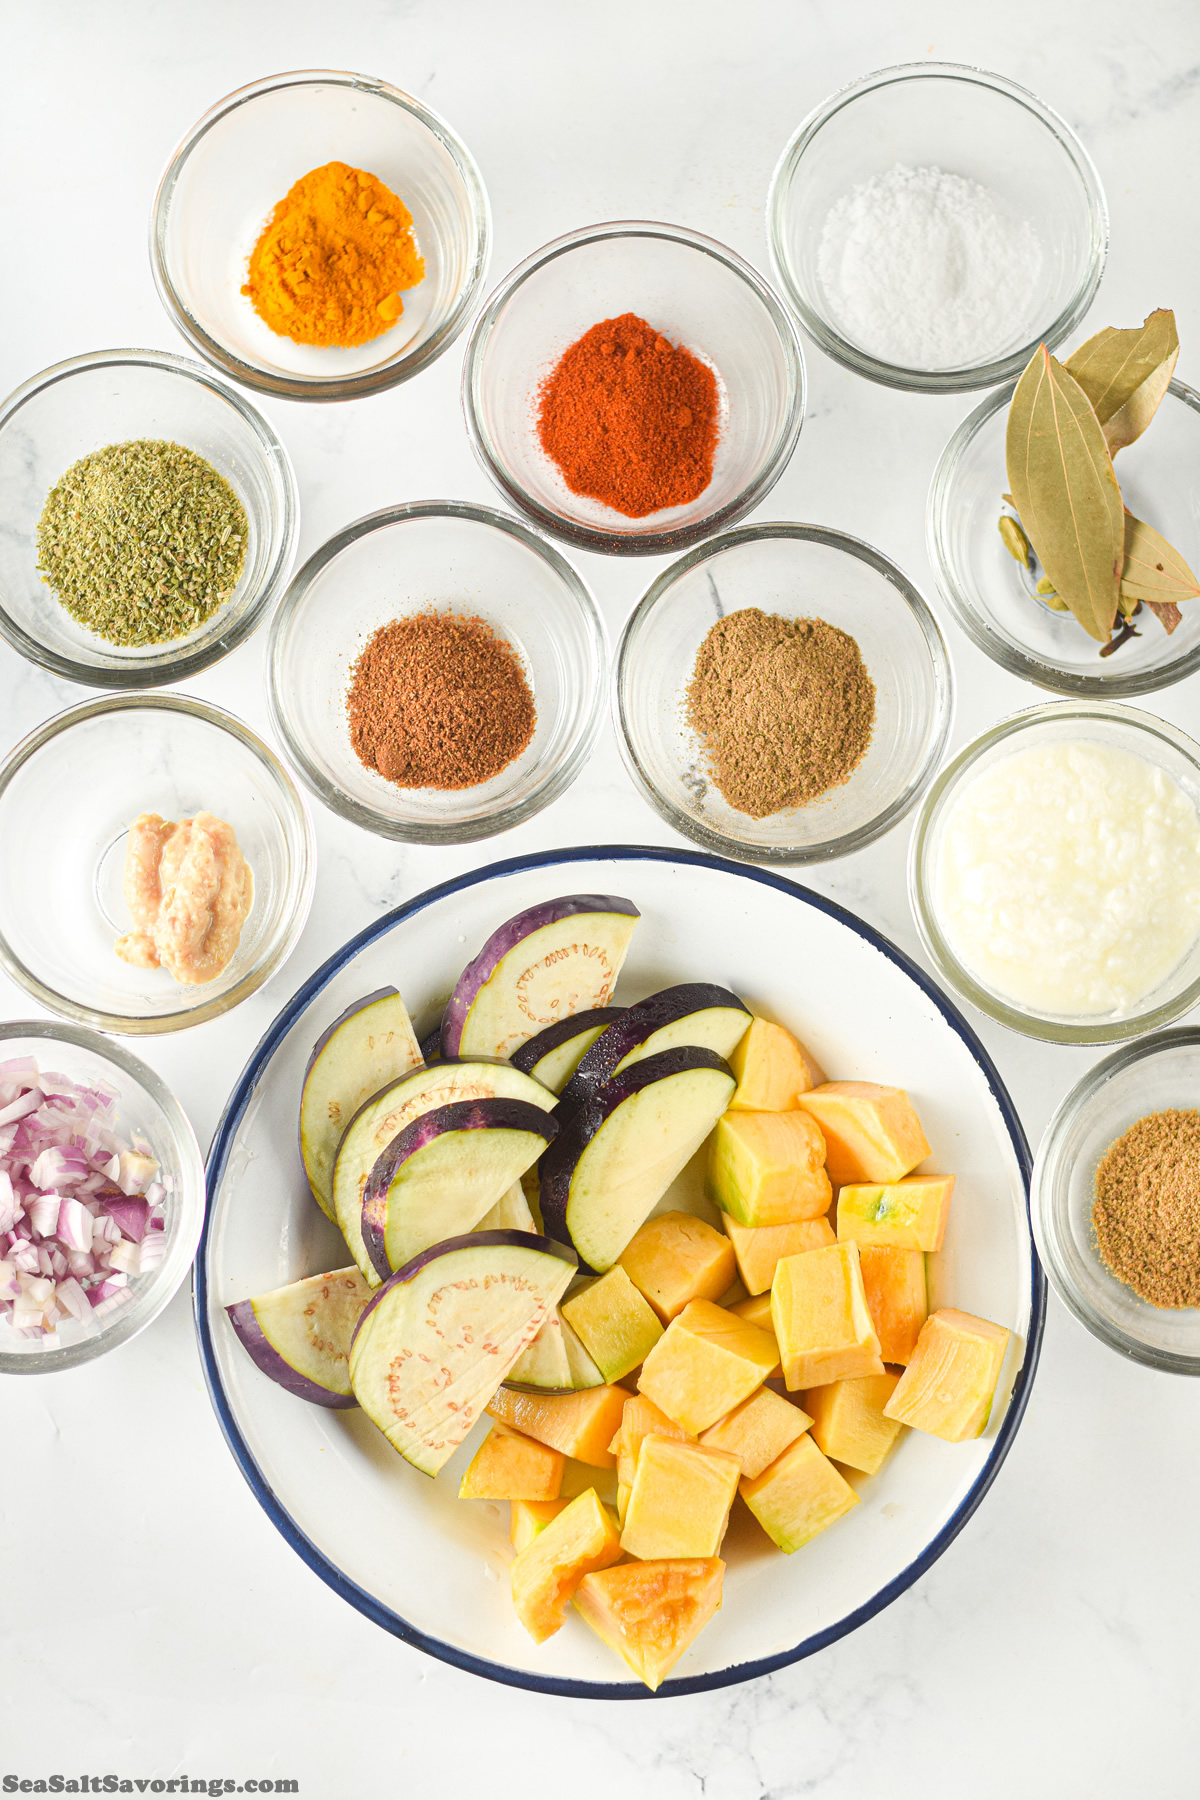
[1120,508,1200,607]
[1065,309,1179,454]
[1005,347,1123,643]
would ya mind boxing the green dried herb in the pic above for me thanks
[997,515,1033,568]
[36,439,247,647]
[1005,347,1123,644]
[1120,508,1200,610]
[1065,309,1179,455]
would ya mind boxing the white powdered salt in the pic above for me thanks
[817,163,1043,371]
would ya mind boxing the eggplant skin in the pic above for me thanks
[509,1006,626,1075]
[226,1299,358,1409]
[561,983,749,1107]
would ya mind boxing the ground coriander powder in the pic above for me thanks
[1092,1108,1200,1308]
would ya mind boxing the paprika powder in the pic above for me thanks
[536,313,719,518]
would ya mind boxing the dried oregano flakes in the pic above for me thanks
[35,437,248,647]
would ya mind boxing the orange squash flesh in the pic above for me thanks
[803,1371,904,1475]
[619,1436,740,1560]
[858,1245,927,1364]
[509,1496,571,1552]
[574,1558,725,1690]
[883,1308,1011,1442]
[618,1210,736,1323]
[837,1175,954,1253]
[770,1241,884,1390]
[722,1213,836,1295]
[707,1109,832,1227]
[487,1384,628,1467]
[458,1423,564,1501]
[728,1017,821,1111]
[796,1082,930,1185]
[510,1488,623,1643]
[637,1299,778,1434]
[699,1386,812,1480]
[740,1433,858,1553]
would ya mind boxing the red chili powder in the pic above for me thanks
[536,312,719,518]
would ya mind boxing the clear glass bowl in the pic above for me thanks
[1032,1030,1200,1374]
[267,500,607,841]
[0,348,299,687]
[928,379,1200,696]
[0,1021,205,1373]
[151,69,491,402]
[614,522,952,862]
[462,221,805,555]
[0,695,315,1034]
[768,62,1107,392]
[909,701,1200,1044]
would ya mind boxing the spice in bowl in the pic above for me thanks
[347,610,536,790]
[537,313,719,518]
[684,608,875,818]
[1092,1109,1200,1308]
[114,811,253,985]
[36,439,247,646]
[243,161,425,348]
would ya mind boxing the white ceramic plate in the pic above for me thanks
[197,847,1043,1698]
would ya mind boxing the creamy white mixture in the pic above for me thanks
[934,740,1200,1018]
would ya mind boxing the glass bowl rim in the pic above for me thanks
[908,698,1200,1043]
[266,497,610,843]
[0,1017,206,1374]
[766,59,1109,395]
[927,376,1200,697]
[0,345,300,688]
[1030,1025,1200,1375]
[148,67,493,403]
[460,218,807,556]
[613,517,955,864]
[0,691,316,1034]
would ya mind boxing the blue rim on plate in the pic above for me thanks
[195,844,1045,1700]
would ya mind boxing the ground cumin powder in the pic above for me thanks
[347,611,536,790]
[1092,1109,1200,1308]
[685,608,875,818]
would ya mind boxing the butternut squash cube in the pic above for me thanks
[728,1017,821,1112]
[884,1308,1011,1442]
[707,1110,832,1228]
[562,1265,664,1383]
[796,1082,930,1185]
[730,1292,782,1375]
[699,1386,812,1480]
[637,1299,779,1434]
[574,1558,725,1691]
[620,1435,740,1559]
[722,1213,836,1295]
[510,1488,623,1643]
[859,1245,927,1364]
[770,1241,883,1391]
[803,1371,904,1474]
[487,1383,628,1468]
[837,1174,954,1253]
[458,1423,564,1502]
[740,1433,858,1553]
[509,1496,571,1551]
[617,1211,736,1323]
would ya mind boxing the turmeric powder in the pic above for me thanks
[242,161,425,349]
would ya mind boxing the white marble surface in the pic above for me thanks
[2,0,1199,1793]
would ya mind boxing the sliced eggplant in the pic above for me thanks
[505,1305,606,1394]
[299,989,422,1220]
[348,1231,576,1476]
[476,1182,538,1233]
[440,895,640,1061]
[332,1058,555,1283]
[561,983,751,1108]
[360,1098,558,1279]
[226,1266,373,1407]
[540,1046,737,1274]
[510,1007,627,1095]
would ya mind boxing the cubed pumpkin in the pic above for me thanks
[458,1423,565,1501]
[796,1082,930,1185]
[740,1433,859,1552]
[562,1265,664,1382]
[617,1211,737,1323]
[574,1558,725,1691]
[510,1488,623,1643]
[609,1394,693,1514]
[619,1436,740,1560]
[728,1017,821,1112]
[771,1241,883,1390]
[837,1174,954,1253]
[637,1299,778,1434]
[722,1213,836,1295]
[707,1110,832,1228]
[884,1308,1011,1442]
[509,1496,571,1552]
[699,1386,812,1480]
[487,1384,628,1468]
[730,1292,782,1376]
[803,1371,904,1474]
[858,1244,927,1364]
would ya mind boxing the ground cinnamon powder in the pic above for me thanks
[537,313,719,518]
[347,611,535,790]
[685,608,875,818]
[1092,1109,1200,1308]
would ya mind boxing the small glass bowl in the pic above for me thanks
[267,500,607,841]
[614,522,952,863]
[0,348,299,687]
[928,379,1200,696]
[462,221,805,556]
[0,1021,205,1373]
[1032,1030,1200,1374]
[151,69,491,402]
[0,695,315,1034]
[909,701,1200,1044]
[768,62,1107,392]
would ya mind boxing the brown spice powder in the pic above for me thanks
[684,608,875,819]
[1092,1108,1200,1308]
[347,611,536,790]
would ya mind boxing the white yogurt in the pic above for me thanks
[934,739,1200,1018]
